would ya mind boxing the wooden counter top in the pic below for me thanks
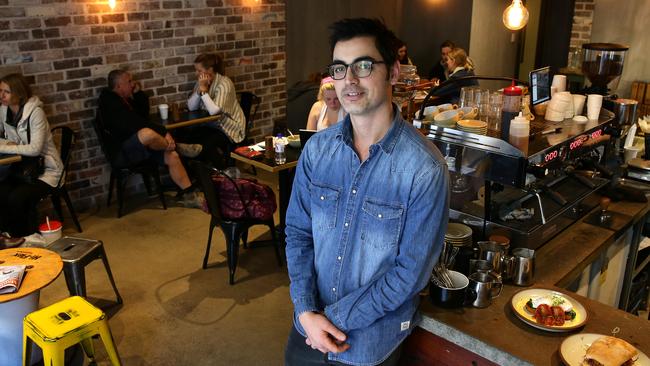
[417,199,650,365]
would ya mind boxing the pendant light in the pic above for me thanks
[503,0,529,30]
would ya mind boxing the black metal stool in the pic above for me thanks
[48,237,123,304]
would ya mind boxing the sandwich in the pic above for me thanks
[583,336,638,366]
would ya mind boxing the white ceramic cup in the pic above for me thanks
[158,104,169,120]
[624,146,642,163]
[572,94,586,116]
[587,94,603,121]
[551,75,567,93]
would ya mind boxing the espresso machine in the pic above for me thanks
[425,109,616,249]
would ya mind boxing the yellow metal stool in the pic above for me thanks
[23,296,121,366]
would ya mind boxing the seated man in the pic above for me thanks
[98,69,203,207]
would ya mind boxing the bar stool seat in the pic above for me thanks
[23,296,122,366]
[48,237,123,304]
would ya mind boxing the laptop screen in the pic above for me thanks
[529,66,551,105]
[299,129,317,147]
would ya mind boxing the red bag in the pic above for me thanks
[210,174,277,221]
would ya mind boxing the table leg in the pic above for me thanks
[278,168,295,234]
[0,291,42,366]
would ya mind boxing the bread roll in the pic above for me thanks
[583,336,638,366]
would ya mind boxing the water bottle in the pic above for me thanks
[274,134,286,165]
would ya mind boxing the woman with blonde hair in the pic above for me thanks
[436,47,479,104]
[306,77,347,131]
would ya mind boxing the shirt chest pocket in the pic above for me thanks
[311,182,341,229]
[361,199,404,250]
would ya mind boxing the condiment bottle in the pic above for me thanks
[508,112,529,154]
[501,81,522,140]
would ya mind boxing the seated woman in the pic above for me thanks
[396,39,414,66]
[434,47,479,105]
[186,53,246,166]
[306,77,347,131]
[0,73,63,244]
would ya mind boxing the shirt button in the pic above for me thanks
[332,287,336,292]
[378,214,382,218]
[320,196,324,200]
[352,189,356,194]
[344,222,349,227]
[337,256,342,261]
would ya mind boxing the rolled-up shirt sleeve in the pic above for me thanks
[324,163,449,332]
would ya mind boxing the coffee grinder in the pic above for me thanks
[579,43,641,168]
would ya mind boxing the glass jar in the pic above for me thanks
[393,65,420,110]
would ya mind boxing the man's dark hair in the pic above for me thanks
[328,18,400,77]
[441,40,456,50]
[107,69,128,90]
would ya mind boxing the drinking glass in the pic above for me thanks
[488,104,502,132]
[460,87,477,108]
[393,65,419,112]
[473,88,490,107]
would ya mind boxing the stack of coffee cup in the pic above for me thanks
[545,92,572,122]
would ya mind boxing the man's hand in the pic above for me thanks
[164,133,176,151]
[133,81,142,94]
[298,312,350,354]
[198,72,212,93]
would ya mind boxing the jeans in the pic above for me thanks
[285,326,402,366]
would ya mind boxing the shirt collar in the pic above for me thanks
[335,104,403,155]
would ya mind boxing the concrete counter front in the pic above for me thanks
[401,199,650,366]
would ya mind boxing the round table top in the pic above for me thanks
[0,247,62,303]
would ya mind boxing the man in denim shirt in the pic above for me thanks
[285,18,449,366]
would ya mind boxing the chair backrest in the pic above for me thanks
[93,109,117,164]
[50,126,75,188]
[192,161,225,222]
[238,92,261,136]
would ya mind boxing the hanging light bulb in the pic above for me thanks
[108,0,116,10]
[503,0,529,30]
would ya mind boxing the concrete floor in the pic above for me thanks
[39,170,293,365]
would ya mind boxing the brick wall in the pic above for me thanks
[569,0,595,61]
[0,0,287,211]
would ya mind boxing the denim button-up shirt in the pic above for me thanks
[285,111,449,365]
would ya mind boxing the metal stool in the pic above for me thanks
[48,237,123,304]
[23,296,122,366]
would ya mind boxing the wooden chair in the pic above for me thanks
[93,111,167,218]
[49,126,82,232]
[192,161,282,285]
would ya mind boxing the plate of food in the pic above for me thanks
[560,333,648,366]
[510,288,587,332]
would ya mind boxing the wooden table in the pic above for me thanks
[0,153,21,166]
[0,247,62,366]
[151,109,222,130]
[230,146,301,230]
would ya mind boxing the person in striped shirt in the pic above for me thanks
[187,54,246,159]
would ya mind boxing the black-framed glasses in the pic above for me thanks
[328,60,385,80]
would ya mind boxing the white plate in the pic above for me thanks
[560,333,650,366]
[510,288,587,332]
